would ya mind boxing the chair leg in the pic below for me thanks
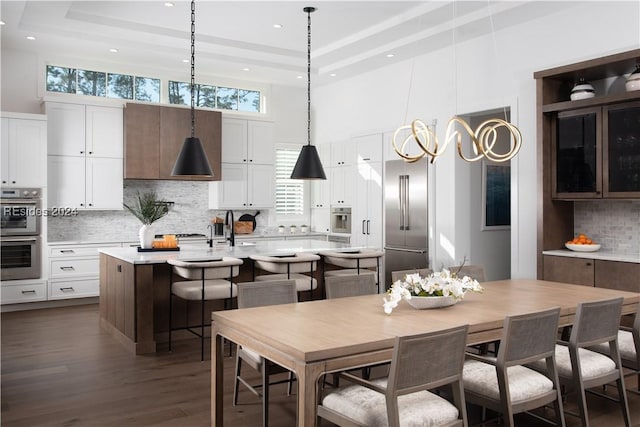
[615,377,632,427]
[201,270,205,361]
[169,291,173,352]
[575,384,590,427]
[287,371,294,396]
[262,360,269,427]
[233,351,242,406]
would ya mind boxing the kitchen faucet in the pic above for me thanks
[207,224,214,248]
[224,210,235,247]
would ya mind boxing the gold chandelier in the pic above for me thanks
[392,116,522,164]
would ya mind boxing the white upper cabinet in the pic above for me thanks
[310,144,330,208]
[46,102,85,156]
[221,118,274,164]
[85,105,124,158]
[355,133,383,164]
[330,140,356,166]
[208,163,274,209]
[1,114,47,187]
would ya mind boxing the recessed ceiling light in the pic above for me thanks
[386,53,395,58]
[330,73,337,77]
[0,21,5,26]
[164,2,174,7]
[296,75,303,79]
[242,68,250,71]
[26,36,36,40]
[273,24,283,29]
[109,48,119,53]
[182,59,189,63]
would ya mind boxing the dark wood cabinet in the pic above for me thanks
[543,255,594,287]
[594,260,640,292]
[124,103,221,180]
[604,101,640,197]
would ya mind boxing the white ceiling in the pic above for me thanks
[0,1,566,87]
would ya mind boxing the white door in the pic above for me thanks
[9,118,47,187]
[48,156,85,209]
[247,121,274,164]
[221,118,248,163]
[248,164,274,208]
[366,161,383,249]
[46,102,85,156]
[86,157,123,209]
[86,105,123,158]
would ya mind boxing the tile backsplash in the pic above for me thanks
[574,200,640,255]
[47,180,269,243]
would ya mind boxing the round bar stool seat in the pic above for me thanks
[250,253,320,296]
[319,249,384,292]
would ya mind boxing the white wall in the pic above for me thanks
[313,2,640,278]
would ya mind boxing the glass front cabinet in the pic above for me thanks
[552,101,640,199]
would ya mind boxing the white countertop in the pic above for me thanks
[542,249,640,264]
[99,239,365,265]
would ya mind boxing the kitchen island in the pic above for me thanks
[98,239,366,355]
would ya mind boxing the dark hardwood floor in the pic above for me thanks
[1,304,639,426]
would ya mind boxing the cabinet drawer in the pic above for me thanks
[1,281,47,304]
[49,278,99,299]
[49,243,119,258]
[50,258,99,277]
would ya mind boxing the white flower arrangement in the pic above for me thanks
[383,269,483,314]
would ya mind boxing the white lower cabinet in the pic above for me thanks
[1,279,47,304]
[48,242,120,300]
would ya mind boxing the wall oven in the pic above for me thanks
[1,187,42,280]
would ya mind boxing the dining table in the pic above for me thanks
[210,279,640,427]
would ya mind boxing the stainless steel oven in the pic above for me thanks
[1,187,42,280]
[330,207,351,234]
[1,236,41,280]
[1,187,41,236]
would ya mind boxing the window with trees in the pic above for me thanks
[168,80,261,113]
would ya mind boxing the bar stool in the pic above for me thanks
[319,249,384,292]
[167,256,243,360]
[250,253,320,299]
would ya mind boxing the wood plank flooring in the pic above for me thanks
[2,303,639,426]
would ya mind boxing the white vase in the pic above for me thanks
[139,224,155,249]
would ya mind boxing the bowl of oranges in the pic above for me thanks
[565,234,601,252]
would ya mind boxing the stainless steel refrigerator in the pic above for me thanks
[384,159,428,288]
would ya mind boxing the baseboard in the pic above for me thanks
[1,297,99,313]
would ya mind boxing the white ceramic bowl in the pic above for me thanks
[565,243,601,252]
[406,295,457,309]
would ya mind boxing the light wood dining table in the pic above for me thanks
[211,279,639,427]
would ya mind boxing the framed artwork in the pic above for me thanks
[482,162,510,230]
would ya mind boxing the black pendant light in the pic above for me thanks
[171,0,213,177]
[291,6,326,180]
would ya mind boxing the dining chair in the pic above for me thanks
[319,249,384,293]
[529,297,631,427]
[590,305,640,394]
[233,280,298,427]
[447,264,486,282]
[390,267,433,283]
[324,273,377,299]
[317,324,469,427]
[250,253,320,299]
[167,256,243,361]
[462,306,565,427]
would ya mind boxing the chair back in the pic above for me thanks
[236,280,298,309]
[325,274,377,299]
[390,268,433,283]
[321,249,384,269]
[571,297,624,348]
[251,253,320,275]
[498,307,561,366]
[168,257,243,280]
[388,324,468,395]
[448,264,486,282]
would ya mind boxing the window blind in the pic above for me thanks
[275,148,305,215]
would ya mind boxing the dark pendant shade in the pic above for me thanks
[290,145,326,180]
[171,137,213,176]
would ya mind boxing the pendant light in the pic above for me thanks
[171,0,213,176]
[290,6,326,180]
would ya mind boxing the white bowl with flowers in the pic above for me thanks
[383,269,483,314]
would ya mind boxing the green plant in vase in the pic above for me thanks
[124,191,172,248]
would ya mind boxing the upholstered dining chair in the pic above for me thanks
[390,268,434,283]
[250,253,320,299]
[529,297,631,427]
[462,307,565,427]
[167,256,243,361]
[325,273,377,299]
[447,264,486,282]
[317,324,469,427]
[233,280,298,427]
[319,249,384,292]
[590,305,640,394]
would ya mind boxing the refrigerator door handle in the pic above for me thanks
[398,175,404,230]
[404,175,410,230]
[384,246,427,254]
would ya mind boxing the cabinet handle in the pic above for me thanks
[61,249,75,254]
[59,287,75,292]
[80,203,84,207]
[362,220,366,234]
[80,151,84,154]
[249,203,253,206]
[367,220,370,235]
[60,266,75,271]
[2,180,6,184]
[11,180,16,184]
[88,203,93,207]
[586,262,592,266]
[243,159,247,162]
[249,159,253,162]
[21,290,36,294]
[117,265,122,273]
[88,151,93,155]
